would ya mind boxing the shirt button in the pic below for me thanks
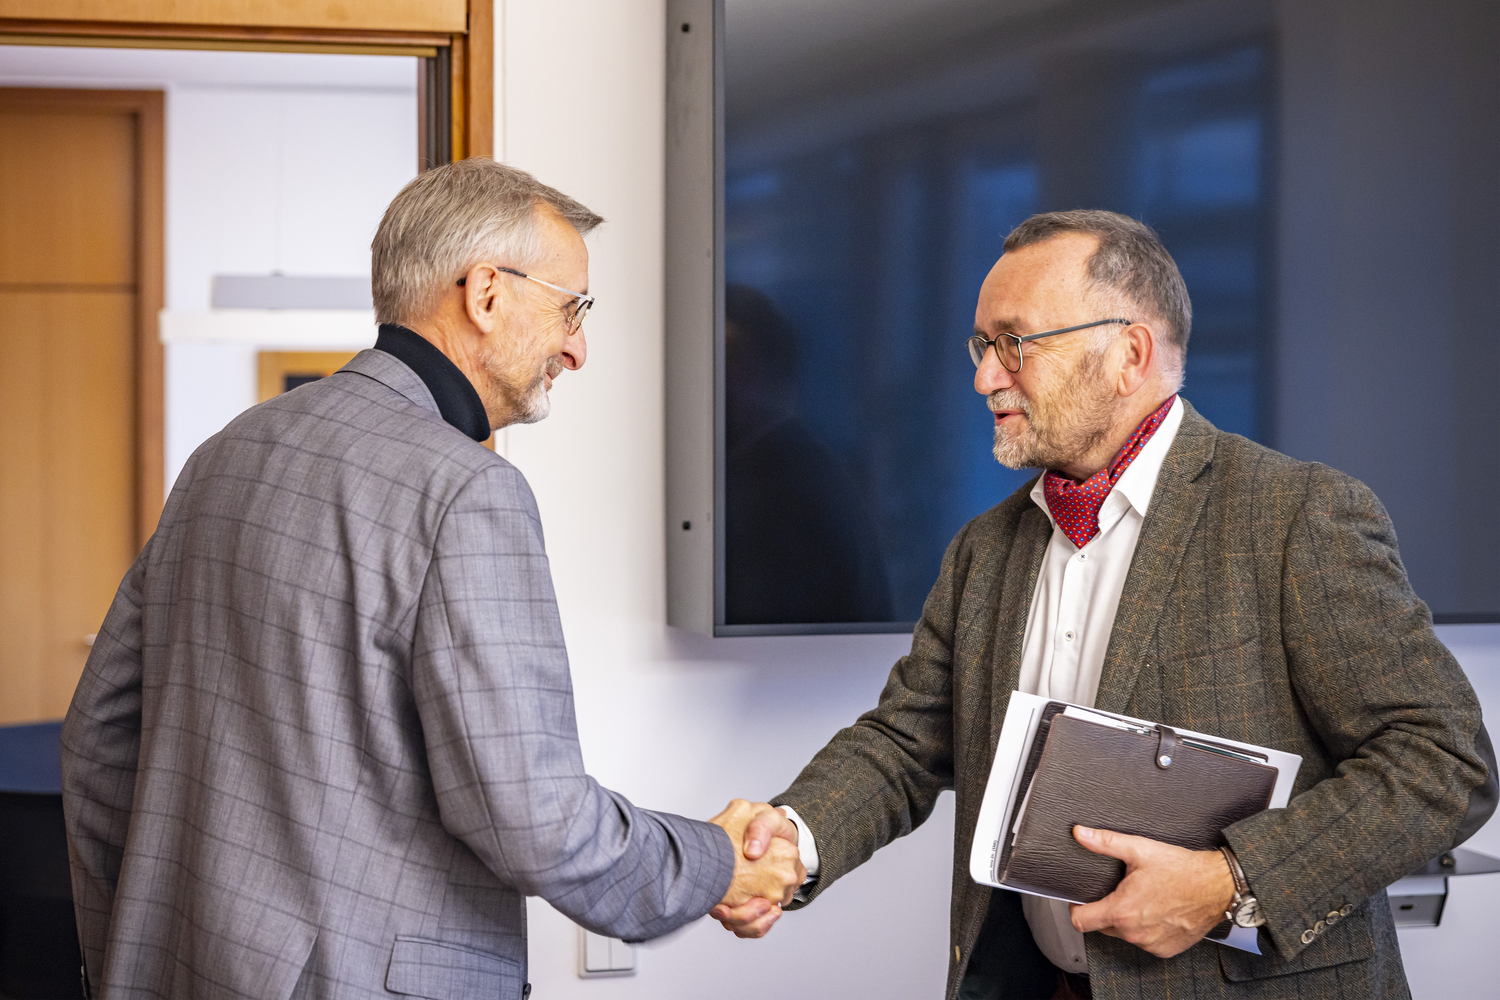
[1064,630,1075,642]
[1078,552,1088,561]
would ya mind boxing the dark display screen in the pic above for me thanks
[720,0,1499,629]
[724,9,1270,627]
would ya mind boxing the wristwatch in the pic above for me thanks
[1220,845,1266,928]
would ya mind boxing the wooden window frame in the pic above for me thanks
[0,2,492,543]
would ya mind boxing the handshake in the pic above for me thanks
[706,799,807,939]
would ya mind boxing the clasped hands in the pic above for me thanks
[706,811,1238,956]
[707,799,804,939]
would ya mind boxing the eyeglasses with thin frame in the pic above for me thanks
[457,267,595,332]
[966,318,1132,373]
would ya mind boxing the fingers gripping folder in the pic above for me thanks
[969,692,1303,955]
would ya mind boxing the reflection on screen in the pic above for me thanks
[725,286,894,624]
[724,7,1270,625]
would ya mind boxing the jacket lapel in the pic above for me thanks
[986,501,1053,743]
[1092,402,1217,716]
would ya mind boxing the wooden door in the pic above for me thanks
[0,92,150,724]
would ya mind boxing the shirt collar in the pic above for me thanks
[373,323,491,441]
[1029,395,1185,524]
[1111,395,1184,517]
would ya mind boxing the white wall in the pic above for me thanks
[162,80,415,484]
[495,4,1499,999]
[166,85,415,311]
[498,3,951,995]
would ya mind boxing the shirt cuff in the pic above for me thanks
[777,804,820,880]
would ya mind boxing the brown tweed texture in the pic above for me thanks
[775,401,1489,1000]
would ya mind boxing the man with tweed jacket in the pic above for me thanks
[61,160,803,999]
[714,210,1495,999]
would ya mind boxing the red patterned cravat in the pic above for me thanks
[1041,395,1177,549]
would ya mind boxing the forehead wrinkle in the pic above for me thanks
[980,314,1025,336]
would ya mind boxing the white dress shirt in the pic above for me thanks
[782,396,1184,976]
[1017,395,1183,971]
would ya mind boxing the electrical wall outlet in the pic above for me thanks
[577,927,637,978]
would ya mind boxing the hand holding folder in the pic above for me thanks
[970,693,1302,955]
[1001,704,1277,902]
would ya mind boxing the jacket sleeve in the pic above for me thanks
[1224,465,1491,961]
[61,541,150,986]
[770,524,971,904]
[409,462,734,940]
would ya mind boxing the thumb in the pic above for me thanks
[1072,825,1143,864]
[744,807,797,860]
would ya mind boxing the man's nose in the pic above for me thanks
[974,345,1015,395]
[560,326,586,370]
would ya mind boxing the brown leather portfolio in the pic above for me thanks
[998,707,1277,903]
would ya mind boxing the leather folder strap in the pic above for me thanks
[1155,725,1181,769]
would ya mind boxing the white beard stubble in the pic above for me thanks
[478,349,560,426]
[990,344,1121,471]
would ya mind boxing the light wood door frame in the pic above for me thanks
[1,87,164,547]
[0,3,492,162]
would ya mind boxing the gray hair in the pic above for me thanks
[1003,210,1191,385]
[371,157,603,325]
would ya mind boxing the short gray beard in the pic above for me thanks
[990,345,1120,471]
[479,351,556,426]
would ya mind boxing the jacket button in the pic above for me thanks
[1313,920,1325,934]
[1325,910,1341,925]
[1301,929,1316,944]
[1340,904,1354,916]
[954,945,960,963]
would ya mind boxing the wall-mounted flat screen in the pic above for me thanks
[667,0,1499,635]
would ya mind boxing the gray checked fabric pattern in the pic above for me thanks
[774,401,1491,1000]
[61,349,734,999]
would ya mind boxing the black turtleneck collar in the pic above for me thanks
[374,324,491,441]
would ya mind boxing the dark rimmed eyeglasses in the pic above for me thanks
[457,267,595,332]
[966,318,1132,373]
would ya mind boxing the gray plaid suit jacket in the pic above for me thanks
[775,401,1492,1000]
[61,349,734,999]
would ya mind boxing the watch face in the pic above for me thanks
[1233,897,1266,928]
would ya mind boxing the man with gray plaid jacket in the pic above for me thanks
[715,210,1496,999]
[61,159,804,999]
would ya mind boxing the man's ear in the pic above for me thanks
[1116,321,1155,396]
[462,263,503,335]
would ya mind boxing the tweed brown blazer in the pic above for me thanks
[775,401,1490,1000]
